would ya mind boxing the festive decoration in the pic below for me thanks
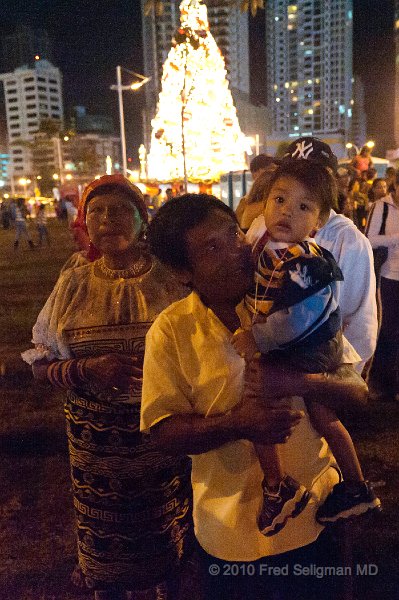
[144,0,265,17]
[146,0,249,185]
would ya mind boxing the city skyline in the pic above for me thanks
[266,0,353,157]
[0,0,396,156]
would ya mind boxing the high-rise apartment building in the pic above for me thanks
[266,0,353,157]
[0,59,63,183]
[1,24,53,73]
[351,76,367,150]
[141,0,250,144]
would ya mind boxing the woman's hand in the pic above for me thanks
[84,353,143,391]
[231,328,260,361]
[231,397,304,444]
[242,357,368,412]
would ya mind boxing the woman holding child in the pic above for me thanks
[141,174,373,599]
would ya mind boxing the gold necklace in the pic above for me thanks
[98,255,148,279]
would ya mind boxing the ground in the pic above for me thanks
[0,218,398,599]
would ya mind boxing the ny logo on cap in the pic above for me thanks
[291,140,314,160]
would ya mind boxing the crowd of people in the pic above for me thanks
[18,136,395,600]
[1,197,50,249]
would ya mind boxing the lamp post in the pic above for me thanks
[53,136,64,184]
[110,66,151,177]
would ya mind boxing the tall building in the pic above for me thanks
[265,0,353,158]
[72,106,114,135]
[1,24,53,73]
[0,59,63,184]
[0,117,9,186]
[0,149,9,187]
[350,76,367,150]
[141,0,250,145]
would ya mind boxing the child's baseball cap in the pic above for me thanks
[282,137,338,174]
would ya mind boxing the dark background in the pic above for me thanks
[0,0,395,157]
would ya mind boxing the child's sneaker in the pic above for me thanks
[259,475,310,536]
[316,480,381,524]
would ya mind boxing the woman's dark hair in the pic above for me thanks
[246,165,277,204]
[148,193,237,271]
[368,178,386,202]
[263,159,338,217]
[371,178,385,191]
[249,154,276,175]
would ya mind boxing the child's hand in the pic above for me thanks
[231,328,260,361]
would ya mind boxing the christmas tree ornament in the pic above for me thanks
[146,0,249,186]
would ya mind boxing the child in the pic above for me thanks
[232,157,381,536]
[36,203,50,246]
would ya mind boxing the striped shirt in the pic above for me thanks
[246,239,340,318]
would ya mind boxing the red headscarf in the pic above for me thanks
[80,174,148,224]
[73,175,148,262]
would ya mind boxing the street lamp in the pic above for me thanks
[110,66,151,177]
[18,177,31,198]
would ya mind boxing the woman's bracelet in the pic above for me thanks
[46,358,91,389]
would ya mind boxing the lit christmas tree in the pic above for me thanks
[146,0,249,185]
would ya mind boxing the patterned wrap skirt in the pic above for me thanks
[65,388,194,591]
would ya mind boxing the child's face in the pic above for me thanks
[263,175,324,243]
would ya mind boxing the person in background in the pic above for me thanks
[143,193,156,219]
[1,199,11,229]
[236,154,278,232]
[385,166,396,194]
[366,167,377,185]
[247,137,377,376]
[152,187,164,210]
[351,145,373,177]
[22,174,194,600]
[365,171,399,400]
[36,203,50,247]
[352,176,371,232]
[12,197,34,250]
[335,166,354,220]
[369,178,388,204]
[64,194,78,226]
[236,165,278,233]
[165,188,174,202]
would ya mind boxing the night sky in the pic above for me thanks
[0,0,396,156]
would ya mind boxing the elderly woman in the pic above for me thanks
[22,175,193,600]
[142,194,368,600]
